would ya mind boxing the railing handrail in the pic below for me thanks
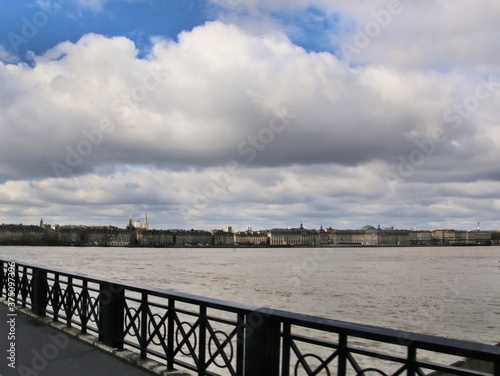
[2,258,500,376]
[252,307,500,360]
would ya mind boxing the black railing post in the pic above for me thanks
[81,280,88,333]
[53,274,60,322]
[99,282,125,349]
[65,277,74,326]
[31,268,48,317]
[140,293,148,359]
[167,299,175,371]
[236,313,245,376]
[281,322,291,376]
[407,344,417,376]
[198,306,207,376]
[244,308,281,376]
[338,333,347,376]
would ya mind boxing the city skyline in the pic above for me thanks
[0,217,495,247]
[1,1,500,231]
[1,215,497,233]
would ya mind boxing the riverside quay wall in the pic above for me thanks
[0,222,494,247]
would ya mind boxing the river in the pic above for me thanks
[1,245,499,347]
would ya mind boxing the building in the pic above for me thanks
[212,230,235,246]
[174,230,212,246]
[328,226,409,246]
[408,230,433,245]
[59,226,84,245]
[475,230,492,245]
[432,229,492,245]
[234,230,268,246]
[1,215,493,248]
[58,225,133,246]
[268,224,327,246]
[127,214,149,231]
[108,228,134,246]
[0,224,46,245]
[432,230,468,245]
[362,226,409,246]
[141,230,175,247]
[328,228,365,245]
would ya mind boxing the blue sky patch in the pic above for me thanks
[278,6,345,53]
[0,0,210,60]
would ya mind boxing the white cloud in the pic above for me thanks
[0,24,444,176]
[0,45,18,63]
[2,161,499,230]
[346,1,500,73]
[1,19,499,229]
[212,1,500,73]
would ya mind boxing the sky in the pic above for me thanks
[0,0,499,231]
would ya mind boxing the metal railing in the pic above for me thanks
[1,259,499,376]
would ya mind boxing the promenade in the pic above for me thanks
[0,303,155,376]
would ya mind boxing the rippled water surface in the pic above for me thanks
[2,246,499,345]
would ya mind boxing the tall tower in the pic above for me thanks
[144,213,149,230]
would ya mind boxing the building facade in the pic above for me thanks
[212,230,235,246]
[140,230,175,247]
[268,224,329,246]
[328,226,409,246]
[432,230,492,245]
[234,230,268,246]
[0,218,493,247]
[408,230,433,245]
[174,230,212,246]
[0,224,46,245]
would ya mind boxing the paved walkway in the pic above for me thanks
[0,303,155,376]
